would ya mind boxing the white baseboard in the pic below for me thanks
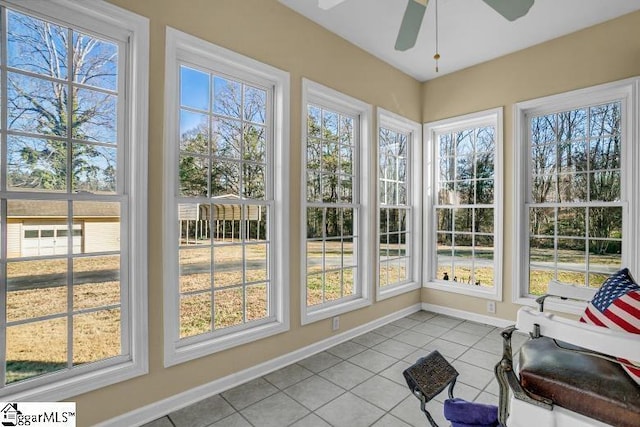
[96,303,422,427]
[421,303,514,328]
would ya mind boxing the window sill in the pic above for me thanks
[424,280,500,301]
[302,297,372,325]
[377,281,421,301]
[1,357,147,402]
[165,319,289,367]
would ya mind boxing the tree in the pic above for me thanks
[7,10,117,193]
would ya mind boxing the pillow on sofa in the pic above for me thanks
[580,268,640,385]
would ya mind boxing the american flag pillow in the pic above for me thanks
[580,268,640,385]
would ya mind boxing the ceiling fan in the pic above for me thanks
[318,0,535,51]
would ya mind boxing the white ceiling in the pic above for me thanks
[279,0,640,81]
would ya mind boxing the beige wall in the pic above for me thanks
[77,0,422,424]
[421,10,640,321]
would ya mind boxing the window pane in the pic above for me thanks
[180,292,211,338]
[213,245,243,287]
[213,77,242,118]
[475,208,493,233]
[73,31,118,91]
[72,143,117,193]
[589,171,620,202]
[308,105,321,137]
[307,138,321,171]
[73,309,121,365]
[339,116,353,145]
[212,203,242,241]
[213,118,242,159]
[322,173,339,203]
[454,208,472,232]
[244,86,266,124]
[246,283,268,321]
[437,209,452,232]
[74,88,117,143]
[8,73,67,137]
[246,205,267,241]
[557,238,586,276]
[181,66,210,111]
[558,173,587,202]
[589,137,620,170]
[242,163,265,199]
[323,111,339,141]
[589,103,620,137]
[179,155,208,197]
[211,161,240,197]
[74,201,120,253]
[73,255,121,310]
[246,243,268,283]
[7,200,68,258]
[179,248,211,293]
[8,10,68,79]
[243,124,266,163]
[476,127,495,152]
[7,259,67,322]
[456,130,474,157]
[180,110,209,153]
[557,109,586,141]
[307,172,321,202]
[531,114,555,144]
[6,318,67,384]
[7,136,67,191]
[557,207,585,236]
[531,143,556,178]
[214,288,243,329]
[531,174,556,204]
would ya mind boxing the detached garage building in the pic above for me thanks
[6,200,120,257]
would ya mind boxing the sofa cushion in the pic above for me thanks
[519,336,640,427]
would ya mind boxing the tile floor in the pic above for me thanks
[143,311,528,427]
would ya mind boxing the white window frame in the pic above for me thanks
[301,79,372,325]
[513,78,640,314]
[0,0,149,401]
[163,28,290,366]
[376,108,422,300]
[423,108,503,301]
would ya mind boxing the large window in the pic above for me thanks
[164,28,289,365]
[514,79,639,309]
[424,109,503,300]
[302,79,372,324]
[377,109,421,299]
[0,0,148,400]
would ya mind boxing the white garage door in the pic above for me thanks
[21,224,82,256]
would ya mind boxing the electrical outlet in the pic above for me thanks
[332,316,340,331]
[487,301,496,314]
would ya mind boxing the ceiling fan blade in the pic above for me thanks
[395,0,427,51]
[318,0,347,10]
[482,0,534,21]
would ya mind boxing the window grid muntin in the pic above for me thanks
[178,63,271,200]
[305,103,359,308]
[176,60,275,340]
[0,5,128,389]
[526,101,623,293]
[5,12,121,195]
[434,125,496,288]
[378,125,412,289]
